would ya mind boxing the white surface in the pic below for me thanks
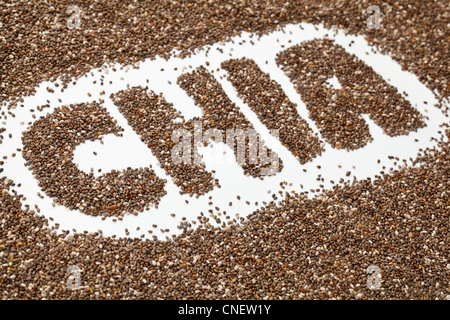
[0,23,447,240]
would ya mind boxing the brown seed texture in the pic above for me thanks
[0,0,448,300]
